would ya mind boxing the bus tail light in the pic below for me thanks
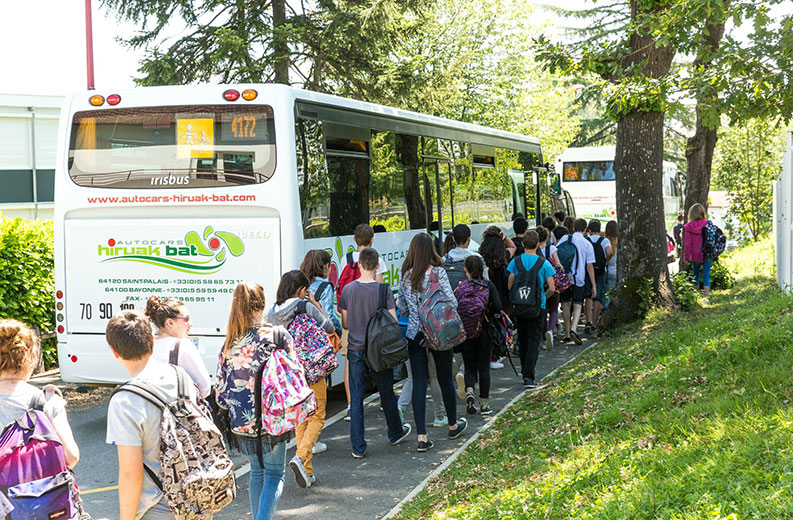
[107,94,121,105]
[56,290,63,299]
[242,89,258,101]
[223,89,240,101]
[57,325,65,334]
[89,95,105,106]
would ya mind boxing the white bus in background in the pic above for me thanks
[54,84,573,384]
[555,146,682,222]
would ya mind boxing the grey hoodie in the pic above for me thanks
[267,298,336,333]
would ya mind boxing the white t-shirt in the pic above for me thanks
[540,243,558,262]
[107,359,198,520]
[152,336,211,398]
[351,250,386,275]
[0,382,66,428]
[557,232,595,287]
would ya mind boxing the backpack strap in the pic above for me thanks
[168,338,180,365]
[253,325,286,468]
[28,390,46,412]
[346,251,356,267]
[173,365,190,401]
[314,281,330,302]
[378,283,389,310]
[514,255,527,274]
[297,300,308,316]
[545,244,551,260]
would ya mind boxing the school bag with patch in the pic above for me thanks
[419,268,467,351]
[590,236,606,275]
[509,256,544,319]
[255,327,317,439]
[112,366,236,520]
[556,239,579,285]
[288,301,339,385]
[336,251,360,310]
[454,279,490,339]
[701,220,726,258]
[0,392,90,520]
[443,254,467,292]
[365,283,409,372]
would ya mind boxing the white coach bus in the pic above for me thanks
[54,84,573,384]
[556,146,682,222]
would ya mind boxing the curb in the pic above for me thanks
[381,341,599,519]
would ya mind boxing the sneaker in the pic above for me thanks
[562,336,571,343]
[391,423,412,445]
[351,449,366,459]
[455,372,465,400]
[489,361,504,369]
[312,441,327,455]
[344,406,351,422]
[523,378,537,389]
[433,417,448,427]
[448,417,468,439]
[480,403,493,416]
[465,391,476,415]
[570,331,583,345]
[417,439,435,452]
[306,475,316,487]
[545,330,554,352]
[289,455,310,488]
[584,321,593,333]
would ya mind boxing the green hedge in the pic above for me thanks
[0,217,56,368]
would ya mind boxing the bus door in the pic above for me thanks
[420,138,454,246]
[509,168,539,224]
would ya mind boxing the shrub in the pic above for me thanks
[0,217,56,369]
[709,259,734,289]
[671,272,698,311]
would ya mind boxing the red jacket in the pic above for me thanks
[683,219,708,263]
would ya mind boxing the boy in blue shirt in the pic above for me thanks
[507,230,556,388]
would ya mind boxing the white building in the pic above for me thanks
[0,94,63,220]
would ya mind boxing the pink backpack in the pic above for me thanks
[419,269,467,351]
[288,302,339,385]
[454,279,490,339]
[254,327,317,438]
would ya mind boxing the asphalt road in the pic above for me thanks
[43,335,593,520]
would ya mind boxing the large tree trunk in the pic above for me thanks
[602,0,679,326]
[396,134,426,229]
[272,0,289,84]
[683,20,726,218]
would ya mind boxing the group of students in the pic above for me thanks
[0,218,617,520]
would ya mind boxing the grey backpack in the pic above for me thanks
[113,366,235,520]
[365,284,408,372]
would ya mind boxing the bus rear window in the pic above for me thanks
[68,105,276,188]
[562,160,615,182]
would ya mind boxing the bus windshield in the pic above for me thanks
[68,105,276,188]
[562,160,615,182]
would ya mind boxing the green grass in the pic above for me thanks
[396,237,793,520]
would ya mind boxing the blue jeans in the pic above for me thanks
[407,337,457,435]
[692,258,713,288]
[246,441,286,520]
[603,272,616,309]
[348,348,404,455]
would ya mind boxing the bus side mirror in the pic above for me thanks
[549,174,562,197]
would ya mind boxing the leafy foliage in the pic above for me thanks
[712,118,787,241]
[0,217,56,368]
[709,259,735,290]
[671,271,698,311]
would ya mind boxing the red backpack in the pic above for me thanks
[336,251,360,311]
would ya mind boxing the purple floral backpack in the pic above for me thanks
[419,268,467,351]
[288,301,339,385]
[0,393,85,520]
[454,279,490,339]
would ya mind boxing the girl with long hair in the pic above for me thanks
[684,203,712,302]
[215,282,292,520]
[145,296,211,397]
[398,233,468,452]
[604,220,618,309]
[479,226,517,315]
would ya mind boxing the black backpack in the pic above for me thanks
[443,254,467,293]
[509,256,544,319]
[590,236,606,275]
[365,284,408,372]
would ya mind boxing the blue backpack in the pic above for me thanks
[556,239,579,285]
[702,220,726,259]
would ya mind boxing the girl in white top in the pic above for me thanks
[144,296,212,398]
[0,319,79,468]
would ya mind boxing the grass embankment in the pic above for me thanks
[396,239,791,519]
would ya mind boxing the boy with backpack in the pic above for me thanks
[506,230,556,388]
[555,219,596,345]
[106,310,234,520]
[338,247,411,458]
[512,217,529,256]
[584,219,612,332]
